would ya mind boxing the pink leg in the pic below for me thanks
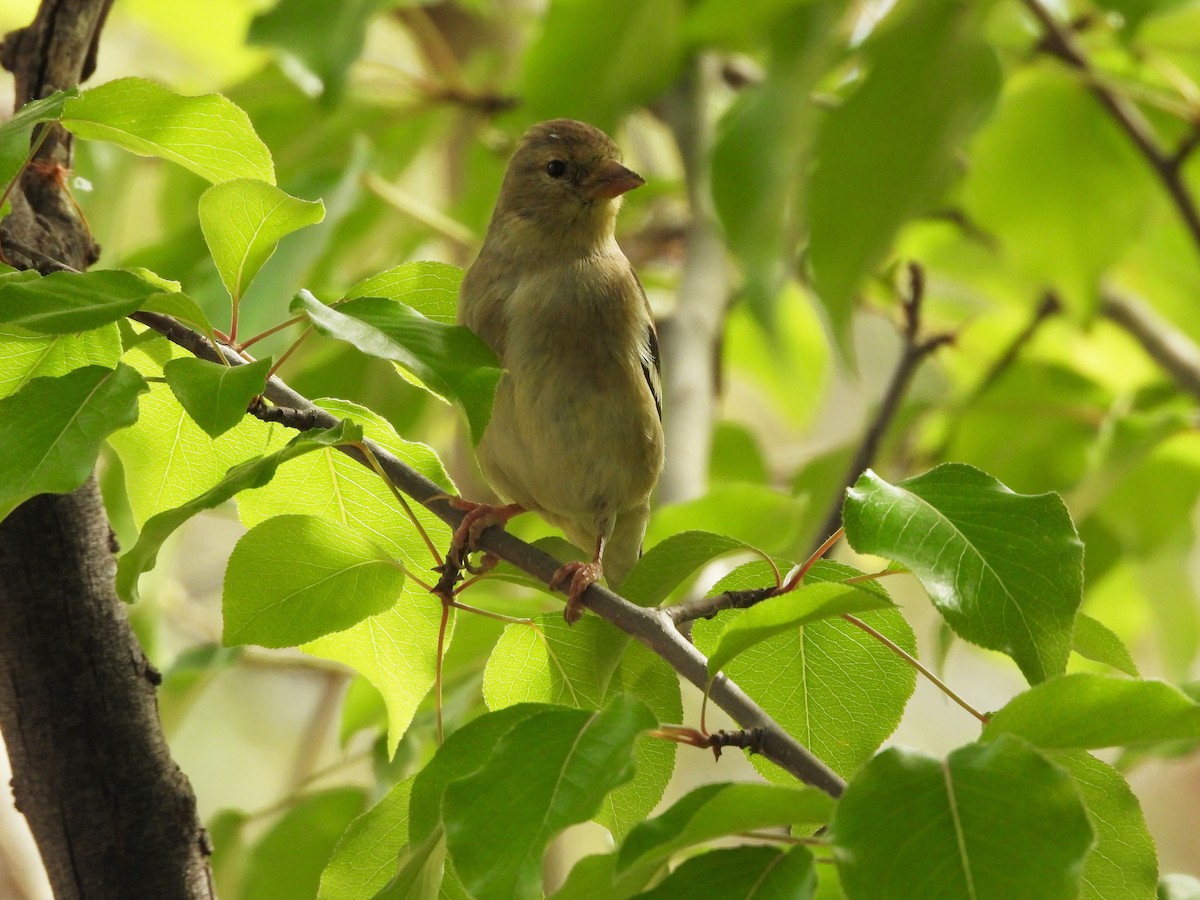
[551,534,606,625]
[444,498,524,573]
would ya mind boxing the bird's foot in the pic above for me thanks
[551,560,604,625]
[442,499,524,574]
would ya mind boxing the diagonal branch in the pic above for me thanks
[1101,290,1200,401]
[130,311,847,799]
[1021,0,1200,257]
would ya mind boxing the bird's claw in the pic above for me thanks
[551,560,604,625]
[443,500,523,572]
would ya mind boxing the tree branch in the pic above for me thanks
[1101,290,1200,401]
[130,311,847,799]
[1021,0,1200,257]
[0,3,214,895]
[657,55,732,504]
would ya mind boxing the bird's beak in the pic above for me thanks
[584,160,645,200]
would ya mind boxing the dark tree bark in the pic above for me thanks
[0,1,215,896]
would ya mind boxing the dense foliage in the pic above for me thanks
[3,0,1200,897]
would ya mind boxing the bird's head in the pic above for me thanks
[489,119,644,254]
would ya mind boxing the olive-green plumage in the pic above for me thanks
[457,119,663,619]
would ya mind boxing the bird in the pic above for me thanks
[448,118,664,624]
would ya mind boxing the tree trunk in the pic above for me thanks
[0,1,214,895]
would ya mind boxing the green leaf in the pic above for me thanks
[693,561,916,780]
[0,90,74,200]
[832,736,1094,900]
[63,77,275,184]
[0,323,120,401]
[710,6,835,319]
[371,829,448,900]
[295,292,501,444]
[116,423,358,603]
[523,0,686,130]
[619,782,832,874]
[108,335,278,526]
[807,0,1000,339]
[482,615,680,839]
[237,399,454,755]
[638,845,816,900]
[705,581,895,682]
[443,696,657,900]
[1055,752,1158,900]
[620,530,763,607]
[0,269,162,333]
[344,261,463,323]
[199,179,325,302]
[982,673,1200,749]
[222,514,405,648]
[843,463,1084,684]
[242,788,367,900]
[164,356,273,437]
[249,0,387,101]
[962,67,1152,315]
[318,777,413,900]
[0,364,147,522]
[1074,612,1140,677]
[305,599,446,760]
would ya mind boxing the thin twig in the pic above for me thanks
[237,314,306,351]
[1021,0,1200,256]
[354,441,445,567]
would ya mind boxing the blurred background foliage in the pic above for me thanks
[4,0,1200,895]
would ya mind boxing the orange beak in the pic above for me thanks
[584,159,645,200]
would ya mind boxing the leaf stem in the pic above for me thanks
[266,326,313,380]
[238,315,306,351]
[354,442,445,567]
[840,613,989,725]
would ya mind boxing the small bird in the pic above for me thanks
[450,119,664,623]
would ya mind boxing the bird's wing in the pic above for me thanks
[633,271,662,421]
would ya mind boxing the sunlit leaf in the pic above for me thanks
[0,323,120,401]
[705,580,895,681]
[63,77,275,184]
[223,514,405,648]
[116,423,358,603]
[164,356,272,438]
[0,364,146,522]
[1055,752,1158,900]
[199,179,324,303]
[0,90,75,197]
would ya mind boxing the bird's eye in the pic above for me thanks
[546,159,567,179]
